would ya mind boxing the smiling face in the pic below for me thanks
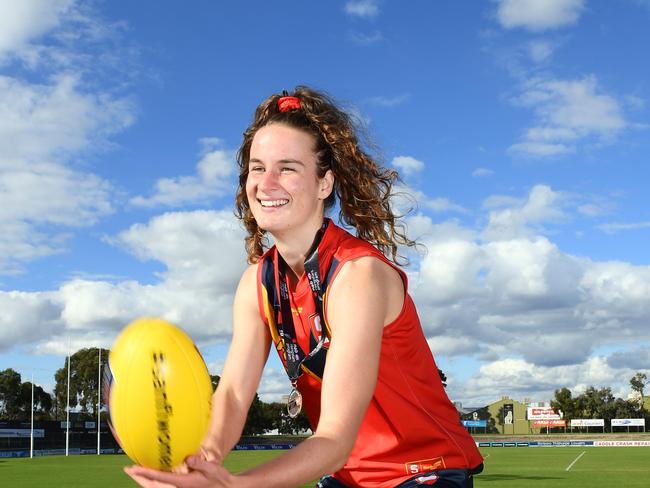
[245,123,334,240]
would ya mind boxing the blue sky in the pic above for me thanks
[1,0,649,407]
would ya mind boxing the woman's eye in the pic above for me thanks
[280,167,295,172]
[250,166,264,173]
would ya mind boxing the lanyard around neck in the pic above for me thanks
[276,219,329,382]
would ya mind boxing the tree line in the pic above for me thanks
[0,348,310,435]
[550,373,649,426]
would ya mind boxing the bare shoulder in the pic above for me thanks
[334,255,402,290]
[328,255,404,326]
[234,263,260,307]
[239,262,259,287]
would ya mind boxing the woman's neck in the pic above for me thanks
[273,218,325,282]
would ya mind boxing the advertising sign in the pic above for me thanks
[570,419,605,427]
[527,407,562,420]
[0,429,45,438]
[611,419,645,427]
[593,440,650,447]
[462,420,487,428]
[503,404,514,424]
[533,419,567,427]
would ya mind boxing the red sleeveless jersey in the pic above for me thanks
[257,221,482,487]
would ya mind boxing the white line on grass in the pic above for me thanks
[565,451,586,471]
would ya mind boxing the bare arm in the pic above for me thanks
[203,264,271,462]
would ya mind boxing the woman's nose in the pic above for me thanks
[258,169,279,191]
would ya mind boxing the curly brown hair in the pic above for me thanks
[235,86,417,264]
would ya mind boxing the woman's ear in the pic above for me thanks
[319,169,334,200]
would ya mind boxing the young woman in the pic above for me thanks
[126,87,483,488]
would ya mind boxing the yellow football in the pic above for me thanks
[105,317,212,470]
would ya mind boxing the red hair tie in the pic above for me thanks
[278,96,301,112]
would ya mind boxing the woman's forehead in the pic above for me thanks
[250,123,317,161]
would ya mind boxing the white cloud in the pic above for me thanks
[257,367,293,403]
[402,186,650,404]
[391,155,424,176]
[607,347,650,370]
[391,184,467,216]
[0,1,137,275]
[483,185,568,240]
[508,76,627,157]
[496,0,585,32]
[508,141,574,156]
[597,221,650,234]
[413,238,484,307]
[0,163,114,274]
[483,194,522,209]
[0,0,74,59]
[472,167,494,178]
[577,204,608,217]
[0,73,135,274]
[578,260,650,329]
[130,139,236,208]
[527,39,556,63]
[0,163,113,226]
[0,291,62,352]
[425,198,468,214]
[0,75,134,164]
[344,0,379,19]
[366,93,410,107]
[0,210,248,355]
[461,356,621,405]
[428,336,478,358]
[113,210,246,292]
[624,95,645,111]
[348,30,384,45]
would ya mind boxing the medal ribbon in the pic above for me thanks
[276,219,330,382]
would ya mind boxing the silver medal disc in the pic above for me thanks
[287,388,303,418]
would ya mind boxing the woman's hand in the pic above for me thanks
[124,454,236,488]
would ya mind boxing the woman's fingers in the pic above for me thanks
[124,466,182,487]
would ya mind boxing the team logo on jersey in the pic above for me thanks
[309,313,330,347]
[405,457,445,475]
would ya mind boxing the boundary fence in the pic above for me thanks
[477,440,650,448]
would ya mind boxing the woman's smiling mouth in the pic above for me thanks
[259,199,289,208]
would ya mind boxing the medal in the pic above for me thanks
[287,386,303,418]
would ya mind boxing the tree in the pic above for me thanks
[242,393,272,435]
[572,386,617,431]
[551,387,577,420]
[18,382,53,420]
[630,373,648,411]
[265,402,311,435]
[577,386,613,419]
[0,369,53,420]
[54,348,109,419]
[0,369,22,419]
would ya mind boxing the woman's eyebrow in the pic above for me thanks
[249,158,305,166]
[278,158,305,166]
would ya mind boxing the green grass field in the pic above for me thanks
[0,451,315,488]
[1,447,649,487]
[478,447,650,487]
